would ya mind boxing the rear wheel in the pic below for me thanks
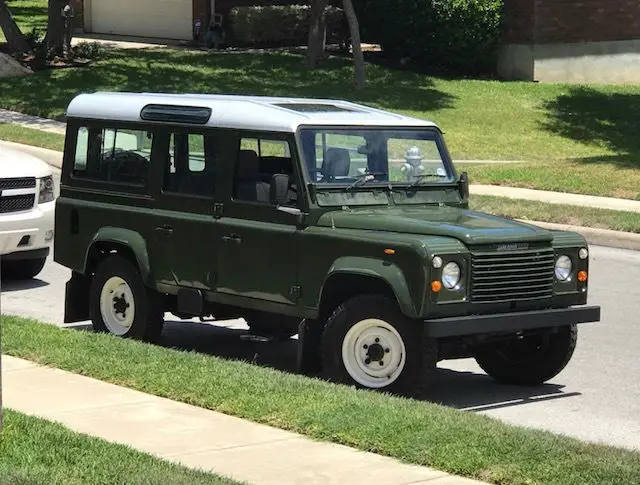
[474,325,578,385]
[321,295,436,396]
[1,257,46,280]
[90,255,164,342]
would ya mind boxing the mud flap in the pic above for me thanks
[64,271,91,323]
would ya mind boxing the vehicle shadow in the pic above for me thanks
[0,278,50,292]
[155,319,580,410]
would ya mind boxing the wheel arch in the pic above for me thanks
[319,257,419,322]
[83,227,152,285]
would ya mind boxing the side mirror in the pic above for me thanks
[458,171,469,201]
[270,174,289,206]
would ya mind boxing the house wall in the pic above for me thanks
[499,0,640,83]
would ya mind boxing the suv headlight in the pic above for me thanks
[555,255,572,282]
[39,175,55,203]
[442,262,461,289]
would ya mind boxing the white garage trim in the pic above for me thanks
[86,0,193,41]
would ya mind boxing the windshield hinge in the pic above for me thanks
[213,202,224,217]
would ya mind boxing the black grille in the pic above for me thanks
[0,177,36,190]
[470,248,555,303]
[0,195,35,213]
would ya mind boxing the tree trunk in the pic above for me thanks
[342,0,365,90]
[46,0,65,56]
[307,0,327,69]
[0,0,30,53]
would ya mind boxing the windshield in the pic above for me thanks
[298,128,453,187]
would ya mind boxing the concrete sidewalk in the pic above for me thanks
[0,109,66,135]
[2,355,485,485]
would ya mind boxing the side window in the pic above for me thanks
[74,127,89,172]
[163,133,214,197]
[234,136,295,205]
[73,127,152,186]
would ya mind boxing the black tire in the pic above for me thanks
[320,295,436,396]
[474,325,578,386]
[1,257,46,280]
[89,255,164,342]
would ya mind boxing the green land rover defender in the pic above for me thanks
[55,92,601,395]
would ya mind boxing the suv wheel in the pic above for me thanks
[90,255,164,342]
[1,257,47,280]
[321,295,436,396]
[474,325,577,385]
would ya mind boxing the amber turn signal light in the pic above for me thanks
[578,271,588,282]
[384,248,396,255]
[431,281,442,293]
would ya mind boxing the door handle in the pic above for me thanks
[222,234,242,244]
[155,225,174,237]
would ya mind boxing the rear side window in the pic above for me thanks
[163,133,215,197]
[72,127,152,186]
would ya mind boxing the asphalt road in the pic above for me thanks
[2,239,639,451]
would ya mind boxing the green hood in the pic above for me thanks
[316,205,553,246]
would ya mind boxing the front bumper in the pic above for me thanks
[424,305,601,338]
[0,200,55,257]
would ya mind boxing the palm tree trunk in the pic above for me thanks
[342,0,365,89]
[0,0,30,53]
[46,0,65,56]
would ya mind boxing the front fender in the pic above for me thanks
[84,227,152,283]
[325,256,419,318]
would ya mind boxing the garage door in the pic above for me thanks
[89,0,193,41]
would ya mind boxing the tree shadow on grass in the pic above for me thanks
[542,86,640,169]
[0,48,455,120]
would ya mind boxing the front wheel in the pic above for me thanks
[321,295,436,396]
[90,255,164,342]
[474,325,578,385]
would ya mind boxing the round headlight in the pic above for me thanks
[555,255,573,281]
[579,248,589,260]
[432,256,443,269]
[442,262,461,289]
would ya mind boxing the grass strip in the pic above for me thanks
[470,195,640,234]
[0,409,239,485]
[3,316,640,485]
[0,123,65,152]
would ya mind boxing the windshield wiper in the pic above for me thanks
[346,172,386,190]
[408,173,450,188]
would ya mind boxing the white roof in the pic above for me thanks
[66,92,439,133]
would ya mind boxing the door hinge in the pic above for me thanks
[290,285,301,300]
[213,202,223,217]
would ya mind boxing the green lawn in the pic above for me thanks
[4,316,640,485]
[0,410,239,485]
[0,0,48,42]
[2,2,640,199]
[470,195,640,234]
[0,123,65,151]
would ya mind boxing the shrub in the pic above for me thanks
[228,5,346,47]
[72,41,107,60]
[361,0,504,75]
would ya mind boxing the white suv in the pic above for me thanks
[0,144,55,279]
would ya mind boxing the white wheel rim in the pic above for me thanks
[341,318,407,389]
[99,276,135,336]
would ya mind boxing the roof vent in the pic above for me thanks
[140,104,212,124]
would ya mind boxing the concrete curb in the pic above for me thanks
[522,219,640,252]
